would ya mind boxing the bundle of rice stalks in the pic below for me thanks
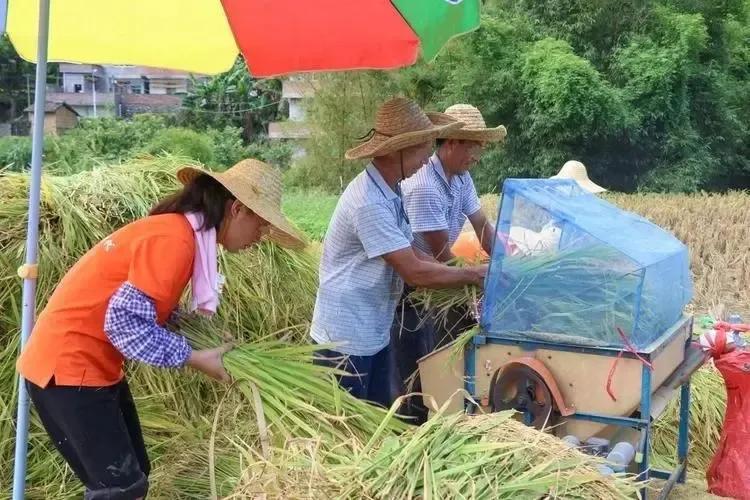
[652,365,726,472]
[159,342,408,499]
[405,257,483,340]
[229,409,641,499]
[187,333,408,445]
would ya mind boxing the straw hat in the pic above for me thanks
[177,159,305,249]
[345,97,463,160]
[440,104,507,143]
[550,161,607,194]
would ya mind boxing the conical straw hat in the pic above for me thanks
[550,160,607,194]
[177,159,305,249]
[440,104,507,142]
[345,97,463,160]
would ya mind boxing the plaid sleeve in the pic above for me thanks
[104,282,192,368]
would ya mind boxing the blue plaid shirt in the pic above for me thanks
[310,164,413,356]
[402,154,482,255]
[104,282,192,368]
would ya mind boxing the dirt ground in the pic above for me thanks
[664,479,726,499]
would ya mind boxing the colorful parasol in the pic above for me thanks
[3,0,480,76]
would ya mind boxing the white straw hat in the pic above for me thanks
[440,104,507,143]
[550,161,607,194]
[345,97,463,160]
[177,159,305,249]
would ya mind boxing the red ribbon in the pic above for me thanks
[606,327,654,402]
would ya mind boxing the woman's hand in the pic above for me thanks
[186,344,233,382]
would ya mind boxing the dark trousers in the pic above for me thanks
[392,291,479,424]
[313,345,399,408]
[434,303,478,348]
[391,291,437,424]
[27,378,150,500]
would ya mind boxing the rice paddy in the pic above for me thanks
[1,158,747,498]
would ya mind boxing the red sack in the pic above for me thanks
[707,349,750,499]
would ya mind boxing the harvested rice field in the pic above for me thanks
[1,158,747,498]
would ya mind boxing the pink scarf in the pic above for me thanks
[185,212,221,316]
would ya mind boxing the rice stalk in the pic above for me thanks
[651,365,726,472]
[228,409,642,499]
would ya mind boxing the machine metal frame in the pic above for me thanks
[463,316,699,500]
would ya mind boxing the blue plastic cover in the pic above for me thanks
[481,179,692,349]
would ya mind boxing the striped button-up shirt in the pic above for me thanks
[402,154,482,255]
[310,164,413,356]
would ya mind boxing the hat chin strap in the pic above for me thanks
[400,151,405,182]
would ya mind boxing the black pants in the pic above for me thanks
[391,291,437,425]
[392,291,479,424]
[27,378,150,500]
[313,345,399,408]
[434,303,478,348]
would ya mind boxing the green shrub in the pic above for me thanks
[27,114,170,174]
[144,128,214,165]
[245,140,294,170]
[0,136,32,172]
[204,126,247,168]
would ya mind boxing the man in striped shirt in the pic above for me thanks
[396,104,507,422]
[310,97,488,408]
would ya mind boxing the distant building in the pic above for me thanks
[45,64,208,118]
[45,91,117,118]
[24,102,79,136]
[105,66,200,96]
[269,77,316,158]
[118,94,182,118]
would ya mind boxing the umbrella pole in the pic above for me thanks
[12,0,51,498]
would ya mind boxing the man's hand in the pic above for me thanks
[186,344,233,383]
[469,264,489,287]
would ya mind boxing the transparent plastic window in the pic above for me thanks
[482,179,692,349]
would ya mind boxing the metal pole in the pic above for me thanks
[12,0,51,498]
[0,0,7,33]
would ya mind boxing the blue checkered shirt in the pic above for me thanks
[104,282,192,368]
[401,154,482,255]
[310,164,413,356]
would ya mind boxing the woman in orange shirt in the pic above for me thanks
[16,159,303,499]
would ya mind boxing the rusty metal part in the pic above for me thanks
[496,357,575,416]
[489,363,558,430]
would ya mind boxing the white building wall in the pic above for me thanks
[63,74,85,93]
[288,99,305,122]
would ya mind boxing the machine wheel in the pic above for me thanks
[489,364,559,430]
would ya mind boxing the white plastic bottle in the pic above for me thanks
[606,442,636,472]
[561,435,581,448]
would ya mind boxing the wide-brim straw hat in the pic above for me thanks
[550,160,607,194]
[177,159,306,249]
[345,97,463,160]
[440,104,507,143]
